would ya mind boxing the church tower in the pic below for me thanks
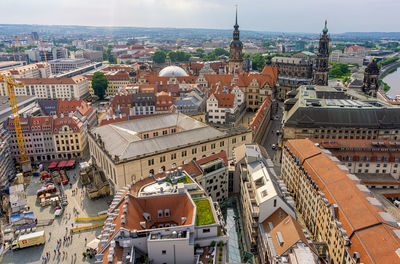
[362,58,380,97]
[313,20,330,85]
[228,6,243,74]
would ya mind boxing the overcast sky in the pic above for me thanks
[1,0,399,33]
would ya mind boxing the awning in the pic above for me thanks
[57,160,68,168]
[48,161,59,169]
[87,238,100,249]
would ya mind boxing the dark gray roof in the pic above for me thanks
[285,107,400,128]
[38,99,58,115]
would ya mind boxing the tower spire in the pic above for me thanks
[235,4,238,26]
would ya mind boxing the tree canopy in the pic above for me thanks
[92,72,108,100]
[103,46,117,64]
[329,62,350,79]
[251,53,266,71]
[167,51,191,62]
[152,50,167,64]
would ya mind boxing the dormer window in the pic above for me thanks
[158,210,163,218]
[164,209,170,217]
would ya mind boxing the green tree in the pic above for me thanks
[153,50,167,64]
[92,72,108,100]
[103,47,117,64]
[66,46,78,52]
[307,45,315,52]
[168,51,177,62]
[251,53,266,71]
[243,53,250,59]
[214,48,229,57]
[329,62,350,78]
[203,51,217,61]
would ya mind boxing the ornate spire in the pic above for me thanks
[234,4,239,30]
[323,19,328,34]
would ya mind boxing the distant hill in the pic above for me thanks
[0,24,399,40]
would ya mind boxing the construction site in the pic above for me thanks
[0,53,112,261]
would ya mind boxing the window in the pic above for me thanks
[232,138,236,144]
[273,199,277,207]
[162,250,166,255]
[241,135,246,141]
[160,156,166,163]
[171,153,176,160]
[202,228,210,233]
[148,159,154,166]
[153,132,158,137]
[220,141,224,147]
[202,146,206,152]
[211,143,216,149]
[143,134,149,139]
[163,130,168,135]
[182,150,187,157]
[192,148,197,154]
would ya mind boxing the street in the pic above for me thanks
[0,165,112,264]
[260,101,284,173]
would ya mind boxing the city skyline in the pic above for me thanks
[1,0,400,33]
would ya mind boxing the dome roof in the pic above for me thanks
[159,66,188,77]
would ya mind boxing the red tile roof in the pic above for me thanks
[17,75,87,85]
[286,139,400,264]
[213,93,235,108]
[250,96,272,135]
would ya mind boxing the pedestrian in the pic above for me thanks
[71,222,74,227]
[49,231,51,236]
[54,249,56,255]
[46,252,49,258]
[85,237,87,244]
[65,226,68,232]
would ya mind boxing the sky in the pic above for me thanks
[1,0,399,33]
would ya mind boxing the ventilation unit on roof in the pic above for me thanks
[140,221,146,229]
[353,252,360,262]
[143,212,151,222]
[121,215,126,225]
[276,231,285,246]
[181,217,187,225]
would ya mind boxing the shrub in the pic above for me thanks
[210,241,216,247]
[218,241,224,248]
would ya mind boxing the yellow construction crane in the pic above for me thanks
[0,74,31,172]
[41,40,48,63]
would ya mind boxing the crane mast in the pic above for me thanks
[0,74,31,172]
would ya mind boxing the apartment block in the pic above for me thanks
[0,131,16,190]
[206,85,244,126]
[313,139,400,189]
[87,71,131,96]
[192,151,229,203]
[6,75,89,99]
[281,139,400,264]
[49,58,91,74]
[234,143,296,262]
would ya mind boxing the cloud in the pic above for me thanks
[0,0,399,32]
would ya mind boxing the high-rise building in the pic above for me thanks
[313,20,330,86]
[228,6,244,74]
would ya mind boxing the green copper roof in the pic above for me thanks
[323,20,328,34]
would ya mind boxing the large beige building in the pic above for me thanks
[88,113,252,191]
[282,85,400,142]
[2,76,90,99]
[281,139,400,264]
